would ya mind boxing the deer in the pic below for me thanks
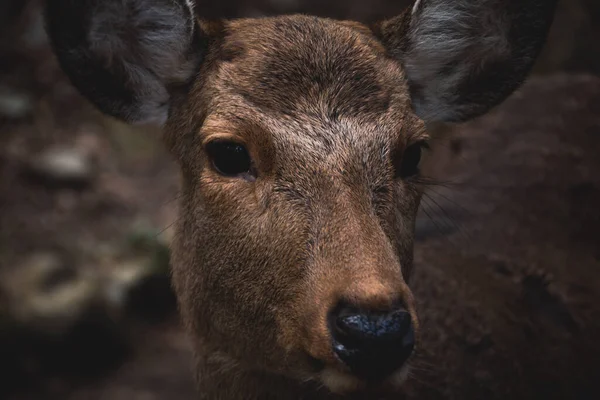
[43,0,559,398]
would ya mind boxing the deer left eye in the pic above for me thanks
[205,140,253,178]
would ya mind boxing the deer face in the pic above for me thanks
[45,0,557,395]
[169,17,427,392]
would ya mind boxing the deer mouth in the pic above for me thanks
[319,363,412,395]
[304,329,415,394]
[297,289,418,393]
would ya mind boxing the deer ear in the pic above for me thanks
[45,0,205,125]
[375,0,558,123]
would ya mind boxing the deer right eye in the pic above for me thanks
[205,140,253,178]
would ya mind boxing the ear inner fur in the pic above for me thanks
[375,0,559,122]
[44,0,205,125]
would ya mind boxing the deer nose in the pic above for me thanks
[328,302,415,380]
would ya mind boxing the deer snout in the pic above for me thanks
[328,301,415,381]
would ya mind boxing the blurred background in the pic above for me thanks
[0,1,599,399]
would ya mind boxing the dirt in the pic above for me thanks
[406,73,600,399]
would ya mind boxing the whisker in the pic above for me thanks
[424,186,473,218]
[155,219,178,240]
[407,361,435,374]
[422,193,473,247]
[414,175,464,190]
[162,191,184,206]
[407,368,436,383]
[423,194,463,236]
[418,200,450,238]
[423,193,463,234]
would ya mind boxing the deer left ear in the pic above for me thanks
[45,0,205,126]
[374,0,558,123]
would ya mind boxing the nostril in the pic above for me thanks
[329,303,415,380]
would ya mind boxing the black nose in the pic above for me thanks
[329,302,415,380]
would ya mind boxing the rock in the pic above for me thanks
[104,258,176,323]
[0,253,131,389]
[3,253,102,337]
[104,228,175,322]
[24,146,96,189]
[0,86,34,119]
[104,259,151,313]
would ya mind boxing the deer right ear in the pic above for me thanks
[375,0,558,123]
[45,0,205,125]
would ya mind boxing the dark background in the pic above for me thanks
[1,1,599,399]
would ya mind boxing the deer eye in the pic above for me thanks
[205,140,253,178]
[395,141,428,179]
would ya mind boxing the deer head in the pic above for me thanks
[45,0,557,397]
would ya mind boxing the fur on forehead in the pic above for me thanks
[212,16,411,123]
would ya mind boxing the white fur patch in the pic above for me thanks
[320,364,412,394]
[389,364,411,388]
[412,0,423,15]
[184,0,196,33]
[320,368,361,394]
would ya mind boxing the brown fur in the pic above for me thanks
[43,1,559,398]
[167,18,424,398]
